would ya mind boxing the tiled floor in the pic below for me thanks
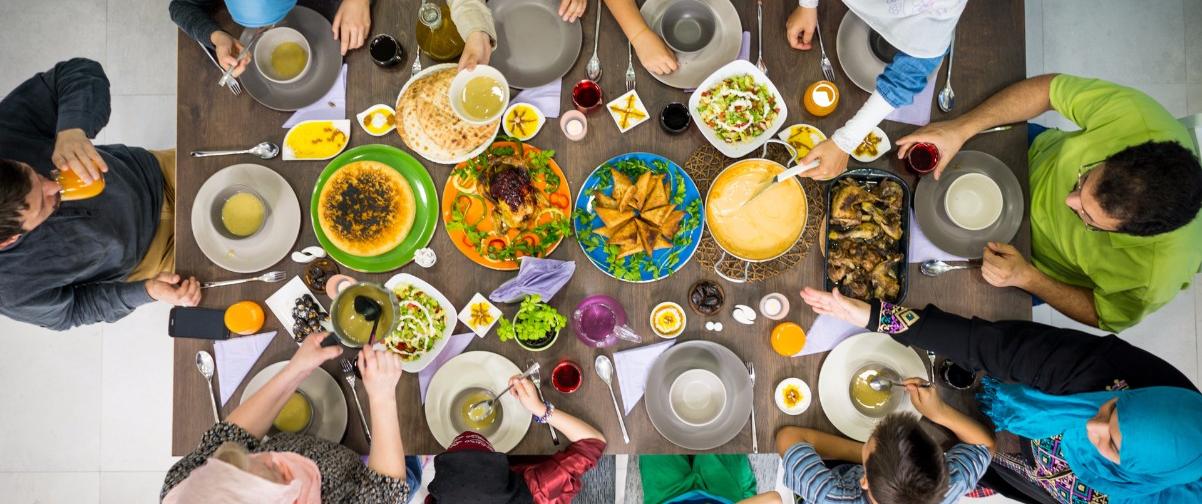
[0,0,1199,502]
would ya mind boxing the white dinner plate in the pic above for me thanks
[817,332,927,441]
[241,361,348,443]
[191,163,301,273]
[424,351,531,452]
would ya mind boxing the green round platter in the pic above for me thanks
[310,144,439,273]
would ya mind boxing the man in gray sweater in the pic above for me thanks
[0,59,201,330]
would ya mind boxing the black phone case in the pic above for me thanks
[168,307,231,340]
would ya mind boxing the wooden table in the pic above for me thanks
[174,0,1029,456]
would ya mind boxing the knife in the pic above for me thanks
[528,359,560,445]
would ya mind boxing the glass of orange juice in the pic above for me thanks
[771,322,807,356]
[53,169,105,201]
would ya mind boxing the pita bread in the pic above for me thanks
[396,68,497,163]
[318,161,415,257]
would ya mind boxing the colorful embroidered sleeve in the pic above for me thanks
[868,300,921,334]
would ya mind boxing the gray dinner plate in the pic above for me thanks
[240,7,343,111]
[835,11,884,94]
[913,150,1025,258]
[645,340,752,450]
[640,0,741,90]
[242,361,348,443]
[490,0,583,89]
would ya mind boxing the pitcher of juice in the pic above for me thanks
[415,0,464,62]
[54,169,105,201]
[571,294,642,348]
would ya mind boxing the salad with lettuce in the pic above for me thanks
[695,74,780,144]
[386,283,448,361]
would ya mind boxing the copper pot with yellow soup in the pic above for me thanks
[704,142,808,279]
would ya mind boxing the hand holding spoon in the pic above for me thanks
[468,362,541,422]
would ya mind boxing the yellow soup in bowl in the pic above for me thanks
[273,392,313,433]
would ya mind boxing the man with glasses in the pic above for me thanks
[897,74,1202,332]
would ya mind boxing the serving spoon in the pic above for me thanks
[191,141,280,159]
[920,259,980,277]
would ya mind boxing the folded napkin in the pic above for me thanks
[738,31,751,62]
[884,68,939,127]
[214,331,279,406]
[796,315,861,357]
[510,79,562,119]
[907,207,969,263]
[418,332,476,404]
[613,339,676,415]
[283,64,348,128]
[489,257,576,304]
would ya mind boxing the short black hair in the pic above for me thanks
[865,413,948,504]
[0,159,33,243]
[1094,141,1202,236]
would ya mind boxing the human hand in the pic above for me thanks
[508,375,548,417]
[632,30,678,75]
[558,0,586,22]
[52,128,107,184]
[287,331,344,375]
[895,120,969,180]
[332,0,371,55]
[458,31,492,71]
[145,273,201,307]
[358,347,404,401]
[799,287,870,327]
[904,377,952,423]
[210,31,250,78]
[981,242,1035,289]
[785,7,817,50]
[800,140,849,180]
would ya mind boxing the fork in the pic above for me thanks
[201,271,286,289]
[411,1,424,77]
[625,43,636,92]
[746,361,758,454]
[341,358,372,441]
[196,39,241,95]
[815,18,835,81]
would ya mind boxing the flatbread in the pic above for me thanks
[318,160,416,257]
[396,68,498,163]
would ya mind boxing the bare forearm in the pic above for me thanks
[952,74,1058,137]
[227,365,309,438]
[547,409,605,443]
[603,0,651,40]
[1023,269,1100,327]
[366,395,406,479]
[930,408,995,451]
[739,492,785,504]
[775,426,863,463]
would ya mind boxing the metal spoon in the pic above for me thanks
[585,0,603,82]
[625,43,636,92]
[195,351,221,423]
[920,259,979,277]
[937,35,955,113]
[755,0,766,75]
[869,376,932,392]
[190,141,279,159]
[467,362,541,422]
[594,355,630,443]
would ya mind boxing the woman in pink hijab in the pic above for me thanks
[160,334,415,503]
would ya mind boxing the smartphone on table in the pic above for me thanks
[168,307,230,340]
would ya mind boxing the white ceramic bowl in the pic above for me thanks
[688,59,789,158]
[944,172,1004,231]
[448,65,510,125]
[774,377,812,415]
[254,27,312,85]
[669,368,727,426]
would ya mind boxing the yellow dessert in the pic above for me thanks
[652,303,684,336]
[285,121,348,159]
[503,104,543,140]
[781,383,804,409]
[273,392,313,433]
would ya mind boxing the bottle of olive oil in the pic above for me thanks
[415,1,465,62]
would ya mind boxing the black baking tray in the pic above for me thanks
[822,168,912,303]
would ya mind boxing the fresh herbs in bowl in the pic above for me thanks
[497,295,566,350]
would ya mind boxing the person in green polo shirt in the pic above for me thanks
[896,74,1202,332]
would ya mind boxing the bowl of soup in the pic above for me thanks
[273,391,315,433]
[254,27,312,84]
[705,158,808,262]
[210,184,271,240]
[448,65,509,125]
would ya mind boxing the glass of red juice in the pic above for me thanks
[572,80,603,114]
[551,360,583,393]
[905,142,940,175]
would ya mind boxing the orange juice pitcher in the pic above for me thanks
[55,169,105,201]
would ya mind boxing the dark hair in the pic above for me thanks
[1094,141,1202,236]
[0,159,33,243]
[865,413,948,504]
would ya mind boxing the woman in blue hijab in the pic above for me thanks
[981,382,1202,504]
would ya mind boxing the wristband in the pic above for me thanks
[534,401,555,424]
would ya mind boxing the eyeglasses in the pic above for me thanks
[1070,161,1104,232]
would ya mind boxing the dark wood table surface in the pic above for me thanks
[174,0,1029,456]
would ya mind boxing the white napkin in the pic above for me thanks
[214,331,278,406]
[796,315,862,357]
[418,332,476,403]
[907,207,969,263]
[613,339,676,415]
[283,64,348,128]
[510,79,562,119]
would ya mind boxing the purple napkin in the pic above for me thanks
[884,68,939,127]
[511,79,562,118]
[214,331,278,406]
[418,332,476,404]
[797,315,862,356]
[489,257,576,304]
[283,64,348,128]
[907,207,969,263]
[738,31,751,62]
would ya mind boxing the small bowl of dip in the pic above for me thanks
[650,301,686,338]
